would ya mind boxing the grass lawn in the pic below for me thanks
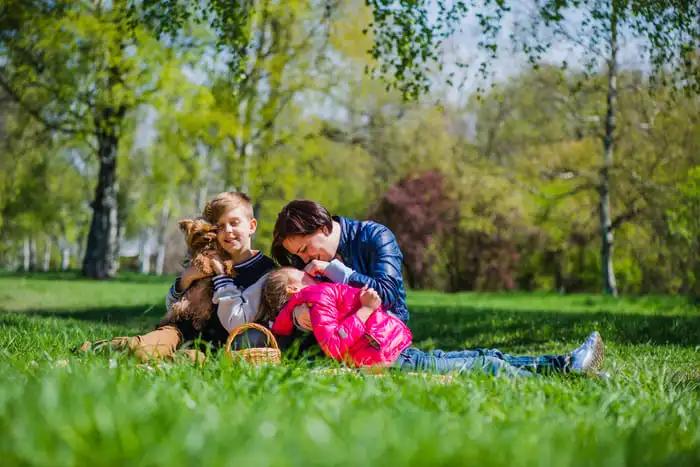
[1,271,699,466]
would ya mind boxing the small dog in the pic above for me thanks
[161,218,237,331]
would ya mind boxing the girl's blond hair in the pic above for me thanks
[259,268,296,323]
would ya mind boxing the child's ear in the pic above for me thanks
[286,285,301,295]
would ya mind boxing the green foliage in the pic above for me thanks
[363,0,700,98]
[667,166,700,295]
[1,0,698,293]
[457,65,700,294]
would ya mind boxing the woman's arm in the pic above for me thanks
[323,226,404,309]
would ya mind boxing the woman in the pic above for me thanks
[271,199,409,323]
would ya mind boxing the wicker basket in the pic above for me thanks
[225,323,281,365]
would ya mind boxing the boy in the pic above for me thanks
[79,192,276,363]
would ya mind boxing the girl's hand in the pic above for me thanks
[359,286,381,310]
[292,304,313,331]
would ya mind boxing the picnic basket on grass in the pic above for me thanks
[225,323,281,365]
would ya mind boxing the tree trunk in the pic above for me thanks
[22,237,30,272]
[76,232,86,270]
[29,237,38,271]
[154,195,171,276]
[82,106,124,279]
[599,10,619,296]
[195,143,212,212]
[60,237,71,271]
[138,228,151,274]
[6,245,18,271]
[403,261,417,290]
[42,237,52,272]
[449,225,461,293]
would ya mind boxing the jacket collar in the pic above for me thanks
[333,216,351,261]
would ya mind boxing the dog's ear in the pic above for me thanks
[180,218,218,253]
[178,219,197,237]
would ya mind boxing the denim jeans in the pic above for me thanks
[393,347,571,377]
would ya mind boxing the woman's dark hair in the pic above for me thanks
[271,200,333,266]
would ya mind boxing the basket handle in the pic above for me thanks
[225,322,279,356]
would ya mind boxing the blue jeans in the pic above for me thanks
[393,347,571,377]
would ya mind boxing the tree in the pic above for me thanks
[469,63,699,293]
[667,166,700,296]
[0,0,192,277]
[436,0,697,295]
[369,170,457,289]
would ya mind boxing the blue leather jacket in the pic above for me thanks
[324,216,409,322]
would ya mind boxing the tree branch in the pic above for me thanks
[0,75,87,135]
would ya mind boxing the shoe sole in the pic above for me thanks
[583,332,605,374]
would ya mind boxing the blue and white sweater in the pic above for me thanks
[164,252,277,344]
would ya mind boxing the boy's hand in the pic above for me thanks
[211,258,225,276]
[359,286,381,310]
[180,265,209,291]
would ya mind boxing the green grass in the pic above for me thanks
[1,272,699,466]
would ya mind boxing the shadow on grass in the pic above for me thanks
[6,305,165,330]
[5,301,699,350]
[0,270,175,284]
[408,305,700,349]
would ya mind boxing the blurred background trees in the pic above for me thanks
[0,0,698,296]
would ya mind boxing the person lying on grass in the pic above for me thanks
[78,191,276,363]
[261,267,606,377]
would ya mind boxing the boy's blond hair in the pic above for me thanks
[203,191,254,224]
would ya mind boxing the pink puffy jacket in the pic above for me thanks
[271,283,412,367]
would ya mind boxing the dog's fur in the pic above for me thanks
[160,218,237,331]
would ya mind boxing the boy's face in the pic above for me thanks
[216,206,257,257]
[284,268,319,295]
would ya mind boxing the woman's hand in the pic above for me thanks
[304,260,330,278]
[359,286,381,311]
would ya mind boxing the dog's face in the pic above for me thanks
[179,219,218,255]
[178,218,236,277]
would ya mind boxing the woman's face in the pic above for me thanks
[282,228,336,264]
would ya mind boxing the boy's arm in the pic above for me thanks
[214,274,269,332]
[165,276,185,314]
[165,262,210,314]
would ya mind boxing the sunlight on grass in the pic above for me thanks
[1,274,699,466]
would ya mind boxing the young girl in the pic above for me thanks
[262,268,606,377]
[78,191,276,363]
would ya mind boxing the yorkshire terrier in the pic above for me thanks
[161,218,237,331]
